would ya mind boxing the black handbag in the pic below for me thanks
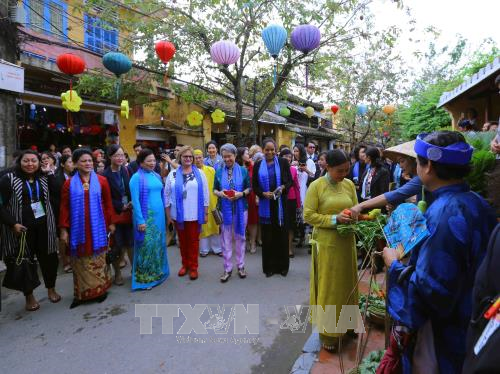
[105,233,120,265]
[3,232,41,294]
[212,208,223,225]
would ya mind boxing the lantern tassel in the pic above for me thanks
[115,78,121,102]
[305,63,309,89]
[69,79,72,101]
[163,63,169,86]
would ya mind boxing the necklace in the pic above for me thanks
[81,176,90,191]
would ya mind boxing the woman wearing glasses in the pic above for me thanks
[165,146,209,281]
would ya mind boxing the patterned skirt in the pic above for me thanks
[71,253,111,301]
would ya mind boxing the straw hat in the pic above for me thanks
[383,140,417,163]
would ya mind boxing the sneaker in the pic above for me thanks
[178,267,187,277]
[220,271,232,283]
[217,252,223,257]
[200,253,208,258]
[189,270,198,280]
[238,267,247,279]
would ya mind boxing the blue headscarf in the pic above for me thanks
[220,164,246,237]
[174,165,205,231]
[134,168,164,245]
[69,171,107,256]
[258,157,283,226]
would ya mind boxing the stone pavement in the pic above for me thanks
[0,244,312,374]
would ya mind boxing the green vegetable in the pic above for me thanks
[337,215,387,253]
[348,349,386,374]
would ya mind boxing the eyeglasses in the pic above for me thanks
[112,154,125,158]
[182,155,193,159]
[308,145,316,149]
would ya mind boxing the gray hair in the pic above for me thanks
[252,152,264,162]
[220,143,237,156]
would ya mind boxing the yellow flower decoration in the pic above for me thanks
[187,110,203,127]
[211,109,226,124]
[61,90,82,112]
[120,100,129,119]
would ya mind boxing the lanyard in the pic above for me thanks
[26,180,40,202]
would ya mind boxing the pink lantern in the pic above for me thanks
[210,41,240,66]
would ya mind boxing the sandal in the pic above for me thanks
[49,294,62,303]
[25,303,40,312]
[63,265,72,273]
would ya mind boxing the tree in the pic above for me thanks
[80,0,404,145]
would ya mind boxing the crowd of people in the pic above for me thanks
[1,126,499,373]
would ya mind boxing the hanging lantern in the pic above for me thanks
[120,100,129,119]
[56,53,86,100]
[304,106,315,118]
[210,41,240,66]
[357,104,368,116]
[187,111,203,127]
[211,109,226,124]
[102,52,132,101]
[331,104,339,115]
[383,131,390,138]
[279,106,291,117]
[382,104,396,115]
[155,40,176,86]
[262,25,287,86]
[291,25,321,89]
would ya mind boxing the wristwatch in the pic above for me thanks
[242,190,247,197]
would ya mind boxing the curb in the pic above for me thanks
[290,330,320,373]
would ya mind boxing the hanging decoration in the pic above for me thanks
[261,24,287,86]
[155,40,176,86]
[290,25,321,89]
[61,90,82,112]
[211,109,226,124]
[357,104,368,116]
[331,104,340,115]
[279,106,291,117]
[29,103,36,120]
[120,100,130,119]
[56,53,86,100]
[382,104,396,115]
[304,106,315,118]
[187,111,203,127]
[210,41,240,66]
[102,52,132,101]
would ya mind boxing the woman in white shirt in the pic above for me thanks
[165,146,209,281]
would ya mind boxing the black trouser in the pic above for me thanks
[24,220,59,295]
[261,224,289,274]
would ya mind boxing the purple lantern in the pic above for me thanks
[290,24,321,89]
[210,41,241,66]
[291,25,321,53]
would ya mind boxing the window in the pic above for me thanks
[84,14,119,54]
[24,0,68,40]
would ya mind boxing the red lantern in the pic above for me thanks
[155,41,176,64]
[155,41,176,85]
[331,104,339,115]
[56,53,86,101]
[383,131,390,138]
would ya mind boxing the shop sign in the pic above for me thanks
[0,60,24,94]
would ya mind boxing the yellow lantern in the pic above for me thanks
[304,106,315,118]
[61,90,82,112]
[211,109,226,124]
[187,111,203,127]
[382,104,396,115]
[120,100,129,119]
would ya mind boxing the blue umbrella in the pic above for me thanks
[262,25,287,86]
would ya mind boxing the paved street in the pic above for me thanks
[0,245,311,374]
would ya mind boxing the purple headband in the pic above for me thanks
[414,133,473,165]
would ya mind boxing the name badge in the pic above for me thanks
[122,196,129,205]
[474,314,500,355]
[31,201,46,219]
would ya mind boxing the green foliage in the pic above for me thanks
[349,349,386,374]
[464,133,496,195]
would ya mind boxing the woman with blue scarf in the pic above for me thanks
[129,148,170,290]
[165,146,208,281]
[213,144,251,283]
[252,138,292,277]
[59,149,116,309]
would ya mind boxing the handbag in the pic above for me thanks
[296,206,304,226]
[3,231,41,294]
[212,208,223,225]
[105,233,120,265]
[114,209,132,225]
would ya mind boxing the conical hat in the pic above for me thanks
[384,140,417,162]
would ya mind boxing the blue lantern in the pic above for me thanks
[102,52,132,101]
[262,24,287,86]
[357,104,368,116]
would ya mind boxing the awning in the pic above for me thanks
[284,124,340,139]
[438,57,500,107]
